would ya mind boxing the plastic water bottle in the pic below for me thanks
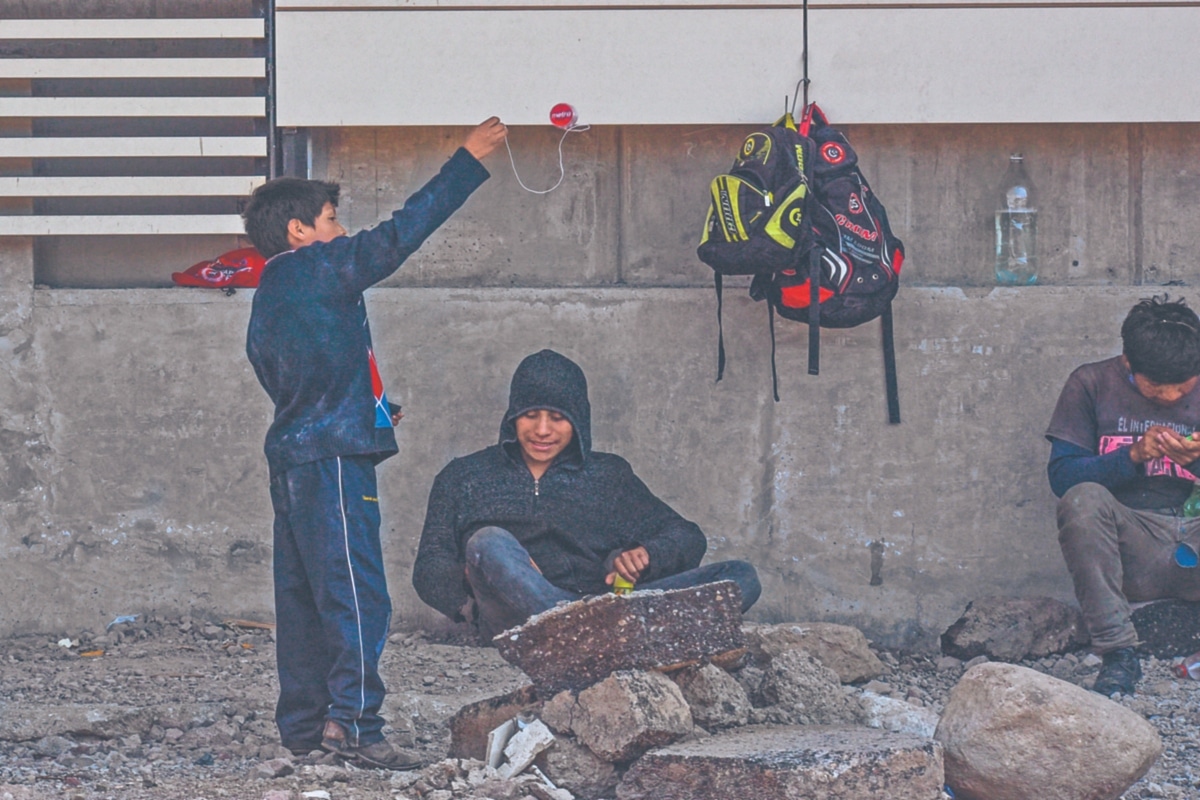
[1184,483,1200,518]
[994,154,1038,285]
[1173,651,1200,680]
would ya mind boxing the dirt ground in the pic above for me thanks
[2,615,1199,800]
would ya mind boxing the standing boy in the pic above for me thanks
[243,118,506,767]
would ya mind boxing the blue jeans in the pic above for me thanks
[270,455,391,749]
[464,526,761,640]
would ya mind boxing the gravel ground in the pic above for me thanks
[1,616,1199,799]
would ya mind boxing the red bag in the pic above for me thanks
[172,247,265,289]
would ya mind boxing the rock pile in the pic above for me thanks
[462,587,1169,800]
[464,586,937,799]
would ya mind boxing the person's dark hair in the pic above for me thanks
[241,177,340,258]
[1121,295,1200,384]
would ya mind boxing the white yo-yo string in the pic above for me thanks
[505,103,591,195]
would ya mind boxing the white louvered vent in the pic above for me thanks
[0,14,268,236]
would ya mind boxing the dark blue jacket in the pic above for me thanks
[413,350,708,621]
[247,148,489,476]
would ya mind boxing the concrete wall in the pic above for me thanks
[274,3,1200,125]
[4,120,1200,650]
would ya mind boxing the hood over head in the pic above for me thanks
[499,349,591,463]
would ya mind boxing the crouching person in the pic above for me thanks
[413,349,761,640]
[1047,296,1200,696]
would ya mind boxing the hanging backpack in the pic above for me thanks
[697,102,904,423]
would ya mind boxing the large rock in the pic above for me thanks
[759,649,864,725]
[940,596,1088,661]
[742,622,885,683]
[494,582,744,696]
[669,663,751,730]
[571,671,693,762]
[616,725,944,800]
[447,685,541,761]
[935,662,1162,800]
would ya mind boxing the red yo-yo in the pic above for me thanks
[549,103,578,129]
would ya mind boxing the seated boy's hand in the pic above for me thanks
[605,546,650,585]
[464,117,508,161]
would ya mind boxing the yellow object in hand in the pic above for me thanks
[612,575,635,595]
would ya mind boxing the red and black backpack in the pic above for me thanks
[698,103,904,423]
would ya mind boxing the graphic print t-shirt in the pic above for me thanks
[1046,356,1200,509]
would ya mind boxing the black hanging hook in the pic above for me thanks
[789,0,810,116]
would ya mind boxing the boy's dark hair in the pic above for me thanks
[242,177,340,258]
[1121,295,1200,384]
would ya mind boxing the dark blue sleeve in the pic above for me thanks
[1047,437,1142,498]
[329,147,490,295]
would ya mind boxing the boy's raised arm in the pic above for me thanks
[333,116,505,293]
[464,116,508,161]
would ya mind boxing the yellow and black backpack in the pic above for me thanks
[698,103,904,423]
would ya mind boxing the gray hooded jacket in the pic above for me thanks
[412,350,707,621]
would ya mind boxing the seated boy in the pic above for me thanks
[1047,295,1200,696]
[242,117,507,768]
[412,349,762,640]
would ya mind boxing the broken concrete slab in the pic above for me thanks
[940,596,1088,662]
[571,671,693,763]
[742,622,885,683]
[669,663,750,730]
[935,662,1162,800]
[616,724,944,799]
[448,685,541,761]
[493,582,744,695]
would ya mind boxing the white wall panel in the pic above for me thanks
[275,4,1200,125]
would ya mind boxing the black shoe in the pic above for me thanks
[1093,647,1142,696]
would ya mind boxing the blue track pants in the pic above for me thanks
[270,455,391,749]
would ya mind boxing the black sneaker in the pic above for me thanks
[1092,647,1142,696]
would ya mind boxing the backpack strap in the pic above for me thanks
[881,301,901,423]
[715,272,726,383]
[768,297,780,402]
[807,248,822,376]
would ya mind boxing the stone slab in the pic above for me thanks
[616,724,944,800]
[493,582,744,695]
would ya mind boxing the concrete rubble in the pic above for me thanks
[616,725,945,800]
[940,596,1089,662]
[935,662,1163,800]
[668,662,751,729]
[492,582,745,695]
[742,621,886,683]
[0,605,1183,799]
[564,671,693,763]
